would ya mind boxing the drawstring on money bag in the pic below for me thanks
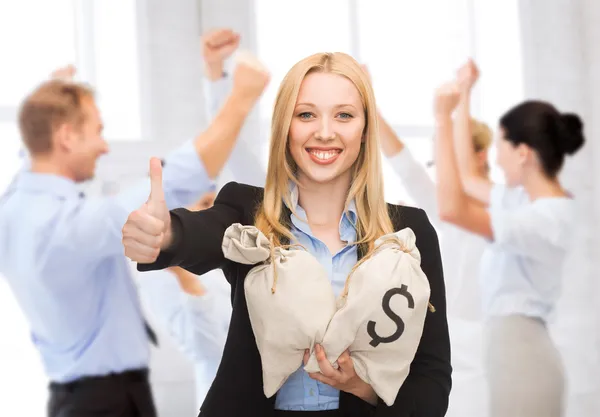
[340,236,436,313]
[269,235,278,294]
[269,235,306,294]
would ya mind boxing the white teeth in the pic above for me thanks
[309,150,339,161]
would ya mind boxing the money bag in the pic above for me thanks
[304,228,431,406]
[222,223,336,398]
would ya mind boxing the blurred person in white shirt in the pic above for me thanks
[372,62,492,417]
[434,60,582,417]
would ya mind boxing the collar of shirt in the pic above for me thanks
[12,171,81,200]
[285,181,358,244]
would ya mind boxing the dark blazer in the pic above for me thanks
[139,182,451,417]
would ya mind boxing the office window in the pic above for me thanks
[0,0,78,107]
[0,0,142,142]
[254,0,353,118]
[90,0,143,141]
[357,0,472,126]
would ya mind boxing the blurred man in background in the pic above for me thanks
[0,58,269,416]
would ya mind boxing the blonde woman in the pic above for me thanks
[122,52,451,417]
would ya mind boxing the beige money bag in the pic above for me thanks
[222,223,336,398]
[304,228,431,406]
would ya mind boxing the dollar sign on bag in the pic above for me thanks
[367,284,415,347]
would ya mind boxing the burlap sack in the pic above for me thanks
[222,224,336,398]
[304,228,431,406]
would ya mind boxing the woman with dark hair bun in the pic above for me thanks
[434,60,583,417]
[498,101,584,179]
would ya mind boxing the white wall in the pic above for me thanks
[517,1,600,416]
[580,0,600,412]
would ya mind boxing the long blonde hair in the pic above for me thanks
[255,52,394,250]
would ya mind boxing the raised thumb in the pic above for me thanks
[148,157,165,209]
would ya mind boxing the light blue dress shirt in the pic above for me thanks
[274,182,358,411]
[0,141,211,383]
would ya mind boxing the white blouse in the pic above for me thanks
[481,184,576,321]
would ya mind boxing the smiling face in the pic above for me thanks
[20,81,109,183]
[288,72,366,187]
[50,95,109,183]
[256,52,393,247]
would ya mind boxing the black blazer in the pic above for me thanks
[139,182,451,417]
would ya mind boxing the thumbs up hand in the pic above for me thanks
[147,157,169,224]
[122,158,172,263]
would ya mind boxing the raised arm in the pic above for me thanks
[202,29,240,85]
[115,51,269,210]
[379,111,439,225]
[201,29,267,188]
[363,64,438,222]
[190,55,269,181]
[454,60,493,205]
[434,80,493,239]
[201,28,241,120]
